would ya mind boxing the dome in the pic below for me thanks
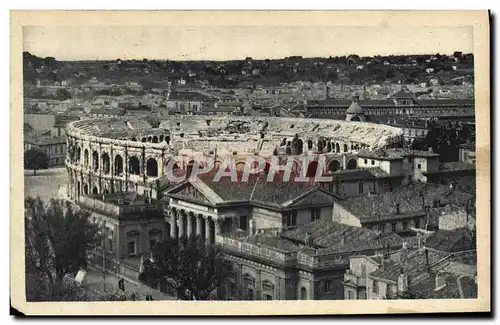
[346,100,364,114]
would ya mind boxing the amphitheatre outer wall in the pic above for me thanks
[64,115,404,199]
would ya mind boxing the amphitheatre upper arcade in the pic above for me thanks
[64,115,404,199]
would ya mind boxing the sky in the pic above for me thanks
[23,26,473,61]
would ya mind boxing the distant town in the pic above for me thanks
[24,50,476,303]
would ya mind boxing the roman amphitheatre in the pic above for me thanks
[64,115,404,198]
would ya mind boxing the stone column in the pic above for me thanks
[196,215,203,237]
[187,214,193,238]
[215,219,222,236]
[205,217,212,243]
[170,211,177,239]
[178,212,185,238]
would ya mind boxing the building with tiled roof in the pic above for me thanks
[364,240,477,300]
[215,218,404,300]
[166,91,216,115]
[332,182,475,235]
[24,134,67,166]
[305,87,474,120]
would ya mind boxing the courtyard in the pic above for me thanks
[24,167,68,202]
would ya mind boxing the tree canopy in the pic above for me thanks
[24,148,49,175]
[25,197,100,300]
[139,235,232,300]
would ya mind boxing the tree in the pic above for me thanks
[141,235,232,300]
[24,148,50,175]
[24,197,100,300]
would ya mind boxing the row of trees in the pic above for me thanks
[25,196,232,301]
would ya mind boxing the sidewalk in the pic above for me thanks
[82,267,177,301]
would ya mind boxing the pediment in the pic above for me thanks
[171,183,214,205]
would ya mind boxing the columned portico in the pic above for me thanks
[170,211,177,239]
[196,215,203,237]
[205,217,212,243]
[187,213,194,238]
[178,212,186,238]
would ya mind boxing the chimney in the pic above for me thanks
[435,272,446,291]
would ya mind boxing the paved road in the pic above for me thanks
[82,267,177,301]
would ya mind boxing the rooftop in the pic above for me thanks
[24,135,66,146]
[357,148,440,160]
[424,228,477,253]
[168,91,213,102]
[424,162,476,174]
[340,182,475,222]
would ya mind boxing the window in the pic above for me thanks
[324,280,334,292]
[403,221,409,230]
[311,208,321,222]
[391,223,397,233]
[285,212,297,227]
[127,241,136,255]
[359,182,364,194]
[371,160,375,166]
[364,159,368,164]
[265,294,273,300]
[372,280,379,294]
[417,163,422,170]
[150,239,157,250]
[239,215,248,231]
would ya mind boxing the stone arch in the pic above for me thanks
[101,152,111,174]
[77,180,81,197]
[346,158,357,169]
[114,154,124,176]
[152,136,159,143]
[92,186,98,195]
[76,147,81,164]
[83,183,89,195]
[84,149,89,166]
[307,139,313,150]
[165,135,171,144]
[159,135,164,142]
[146,158,159,177]
[335,143,340,153]
[344,144,348,152]
[131,137,137,141]
[306,160,319,178]
[92,150,99,171]
[350,115,361,122]
[128,156,141,175]
[328,160,341,172]
[326,141,332,153]
[141,137,147,142]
